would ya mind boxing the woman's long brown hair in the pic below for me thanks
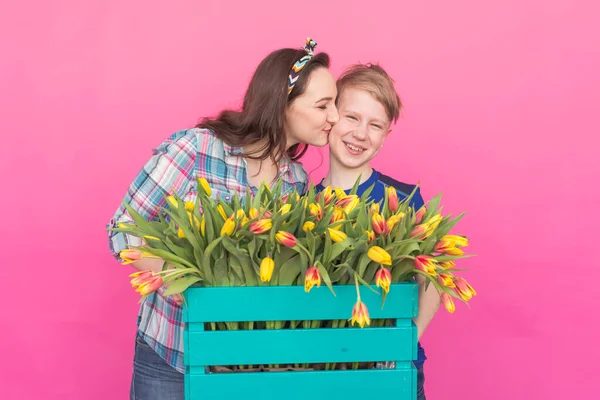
[198,48,330,163]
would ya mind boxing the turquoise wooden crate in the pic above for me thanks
[183,282,418,400]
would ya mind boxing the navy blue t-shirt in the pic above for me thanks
[315,169,427,368]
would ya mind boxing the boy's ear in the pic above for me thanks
[385,127,393,137]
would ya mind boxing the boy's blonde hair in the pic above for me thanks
[336,63,402,124]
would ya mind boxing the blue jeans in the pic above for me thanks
[130,335,184,400]
[130,334,426,399]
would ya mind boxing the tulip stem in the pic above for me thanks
[354,273,362,301]
[294,243,314,265]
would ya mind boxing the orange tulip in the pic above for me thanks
[249,219,272,234]
[387,187,399,212]
[129,270,163,296]
[438,273,456,288]
[275,231,297,247]
[375,268,392,293]
[372,213,387,235]
[350,300,371,328]
[414,255,438,276]
[414,207,426,224]
[455,277,476,301]
[304,266,321,292]
[441,293,456,313]
[309,203,323,220]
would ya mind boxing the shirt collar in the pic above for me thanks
[224,143,291,175]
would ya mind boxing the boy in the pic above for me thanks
[316,64,440,399]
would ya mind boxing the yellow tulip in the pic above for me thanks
[441,235,469,248]
[302,221,316,232]
[367,246,392,266]
[328,228,347,243]
[166,196,178,209]
[386,212,405,232]
[260,257,275,282]
[280,203,291,215]
[197,177,212,196]
[220,218,235,236]
[177,227,186,238]
[217,205,227,220]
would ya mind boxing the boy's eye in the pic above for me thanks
[346,115,357,121]
[317,105,327,110]
[372,124,383,130]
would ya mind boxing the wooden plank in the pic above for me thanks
[183,283,418,323]
[187,325,417,365]
[187,368,416,400]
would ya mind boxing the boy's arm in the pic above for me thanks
[413,274,441,339]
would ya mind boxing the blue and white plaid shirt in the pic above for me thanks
[107,128,308,373]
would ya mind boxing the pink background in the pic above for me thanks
[1,0,599,398]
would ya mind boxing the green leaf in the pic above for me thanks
[201,237,223,285]
[322,230,333,264]
[278,254,302,285]
[213,253,230,286]
[123,203,163,237]
[353,271,379,294]
[163,275,202,296]
[222,236,257,286]
[329,237,354,261]
[316,261,336,296]
[357,253,372,276]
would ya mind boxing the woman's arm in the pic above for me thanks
[107,130,198,270]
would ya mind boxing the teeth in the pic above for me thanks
[346,143,364,152]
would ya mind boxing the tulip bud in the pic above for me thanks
[302,221,316,232]
[279,204,291,215]
[375,268,392,293]
[260,257,275,282]
[455,277,476,301]
[414,255,438,276]
[304,266,321,292]
[220,217,236,236]
[166,195,178,209]
[249,219,272,234]
[438,273,456,288]
[275,231,297,247]
[367,246,392,266]
[387,187,399,212]
[309,203,323,220]
[441,293,456,313]
[197,177,212,196]
[415,207,426,224]
[217,205,227,220]
[372,213,387,235]
[328,228,347,243]
[350,300,371,328]
[129,270,163,296]
[249,208,259,220]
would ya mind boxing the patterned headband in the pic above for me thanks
[287,37,317,95]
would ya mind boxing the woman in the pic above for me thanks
[107,38,339,399]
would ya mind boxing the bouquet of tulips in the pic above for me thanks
[112,177,476,331]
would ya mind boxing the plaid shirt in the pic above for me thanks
[107,128,308,373]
